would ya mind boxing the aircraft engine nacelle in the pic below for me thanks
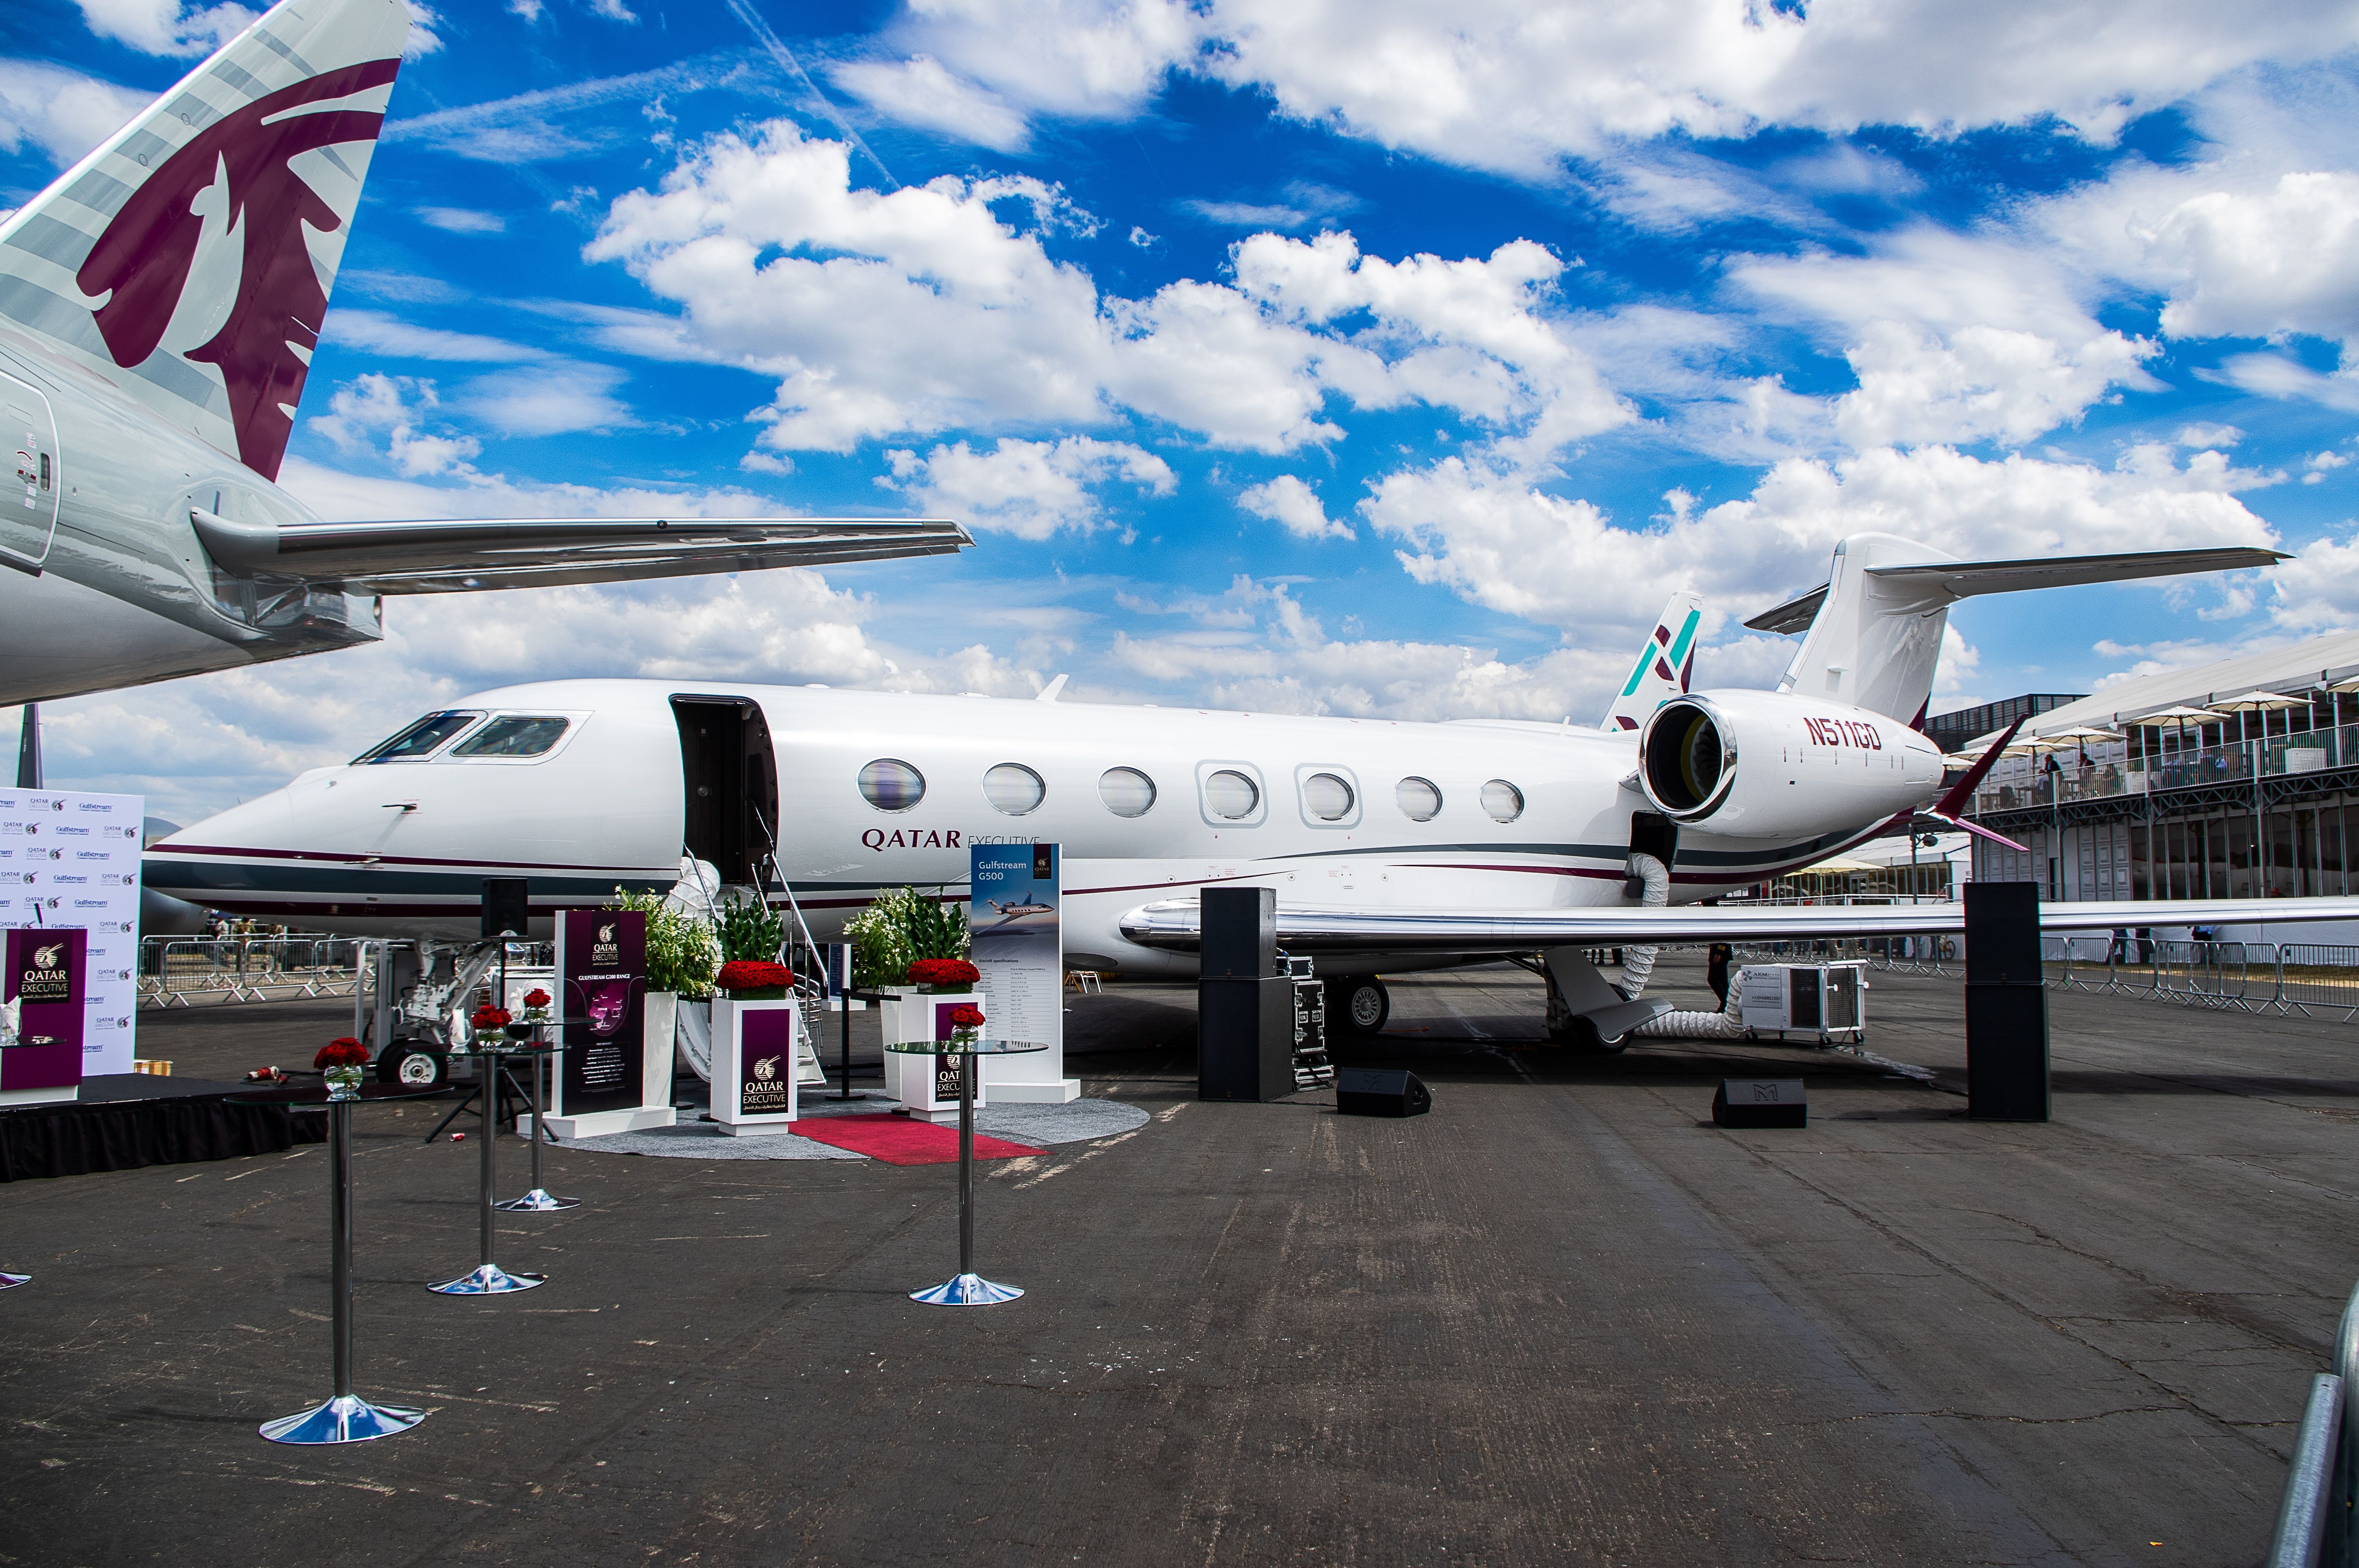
[1637,691,1945,840]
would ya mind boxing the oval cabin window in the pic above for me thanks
[1302,772,1354,821]
[859,758,926,812]
[983,762,1045,815]
[1396,777,1442,821]
[1480,779,1524,822]
[1203,769,1260,820]
[1100,767,1157,817]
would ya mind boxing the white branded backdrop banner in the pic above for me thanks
[0,789,143,1075]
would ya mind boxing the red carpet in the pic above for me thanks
[792,1114,1042,1165]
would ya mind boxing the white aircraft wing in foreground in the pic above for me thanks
[1116,896,2359,953]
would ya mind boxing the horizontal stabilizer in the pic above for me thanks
[1118,894,2359,955]
[1744,584,1826,635]
[190,512,972,593]
[1864,546,2286,598]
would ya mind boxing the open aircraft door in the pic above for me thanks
[670,694,781,889]
[0,369,59,571]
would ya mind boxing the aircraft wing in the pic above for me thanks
[190,510,972,593]
[1117,896,2359,955]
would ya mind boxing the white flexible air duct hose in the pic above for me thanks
[1617,853,1670,998]
[1630,979,1747,1040]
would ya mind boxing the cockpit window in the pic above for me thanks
[451,716,571,759]
[354,711,482,763]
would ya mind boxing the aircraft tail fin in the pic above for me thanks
[1747,535,2286,724]
[1602,591,1703,732]
[0,0,413,480]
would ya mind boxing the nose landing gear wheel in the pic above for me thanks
[375,1041,448,1088]
[1329,977,1390,1036]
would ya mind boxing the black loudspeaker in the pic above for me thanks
[1965,881,2043,985]
[1336,1067,1431,1118]
[1199,978,1294,1102]
[1965,880,2049,1123]
[1713,1077,1806,1129]
[480,877,530,939]
[1201,886,1277,979]
[1965,986,2050,1122]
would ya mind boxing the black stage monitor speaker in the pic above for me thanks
[1336,1067,1432,1118]
[480,877,530,939]
[1713,1078,1806,1129]
[1201,885,1277,979]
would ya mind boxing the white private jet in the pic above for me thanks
[147,532,2355,1046]
[0,0,967,721]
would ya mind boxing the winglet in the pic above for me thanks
[1934,713,2026,818]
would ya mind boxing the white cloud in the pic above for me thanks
[326,310,543,363]
[585,123,1629,464]
[0,61,151,169]
[2143,172,2359,347]
[832,55,1032,151]
[416,207,507,234]
[1362,444,2280,641]
[1731,227,2159,450]
[74,0,256,56]
[2212,353,2359,413]
[878,436,1174,540]
[2175,422,2243,449]
[1237,475,1351,541]
[307,374,483,478]
[462,363,633,437]
[858,0,2359,181]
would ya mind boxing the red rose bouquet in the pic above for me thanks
[716,960,794,995]
[907,957,979,991]
[316,1036,369,1099]
[314,1038,369,1071]
[522,988,552,1018]
[471,1005,511,1039]
[946,1004,986,1040]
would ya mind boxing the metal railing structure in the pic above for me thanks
[2033,938,2359,1020]
[138,936,362,1009]
[1972,724,2359,817]
[2266,1280,2359,1568]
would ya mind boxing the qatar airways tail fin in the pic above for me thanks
[1747,533,2287,725]
[1601,591,1702,732]
[0,0,412,480]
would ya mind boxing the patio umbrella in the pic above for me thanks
[2210,690,2306,745]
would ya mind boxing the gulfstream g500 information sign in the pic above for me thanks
[969,842,1079,1104]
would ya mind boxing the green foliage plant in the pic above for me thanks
[605,888,721,998]
[845,886,968,988]
[716,892,787,965]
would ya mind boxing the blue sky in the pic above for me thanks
[4,0,2359,820]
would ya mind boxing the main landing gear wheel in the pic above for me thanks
[1330,977,1390,1036]
[375,1041,448,1088]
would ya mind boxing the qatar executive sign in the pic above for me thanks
[0,790,142,1076]
[549,908,673,1137]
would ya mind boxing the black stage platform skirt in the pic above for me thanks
[0,1074,328,1182]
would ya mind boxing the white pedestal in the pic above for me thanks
[981,1079,1082,1104]
[546,1105,675,1139]
[711,997,799,1135]
[888,991,985,1123]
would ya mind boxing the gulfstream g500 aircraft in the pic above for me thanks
[0,0,966,711]
[149,532,2359,1047]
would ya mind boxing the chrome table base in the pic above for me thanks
[496,1047,577,1211]
[260,1097,427,1446]
[494,1187,578,1212]
[0,1271,27,1289]
[429,1262,545,1296]
[261,1392,425,1445]
[911,1272,1024,1307]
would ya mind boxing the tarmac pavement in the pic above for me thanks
[2,955,2355,1566]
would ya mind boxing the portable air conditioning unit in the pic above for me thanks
[1737,962,1867,1045]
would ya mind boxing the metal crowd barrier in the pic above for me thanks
[2025,938,2359,1020]
[138,936,362,1009]
[2268,1278,2359,1567]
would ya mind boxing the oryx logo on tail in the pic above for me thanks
[78,60,400,481]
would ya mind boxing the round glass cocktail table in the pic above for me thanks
[881,1038,1047,1306]
[227,1082,445,1443]
[429,1040,559,1295]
